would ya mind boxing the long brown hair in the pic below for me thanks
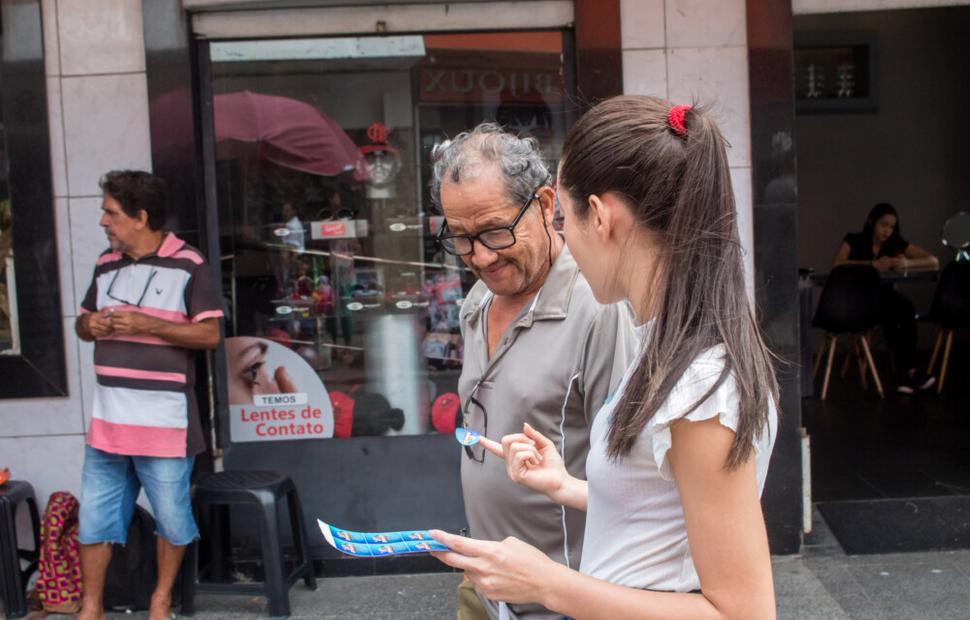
[559,95,778,468]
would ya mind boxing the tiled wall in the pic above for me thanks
[620,0,755,291]
[0,0,152,505]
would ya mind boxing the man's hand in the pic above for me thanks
[86,311,114,338]
[76,310,219,348]
[107,310,159,336]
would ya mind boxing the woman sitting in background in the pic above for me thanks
[832,202,939,393]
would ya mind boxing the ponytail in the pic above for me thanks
[559,96,778,468]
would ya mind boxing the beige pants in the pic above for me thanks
[457,576,491,620]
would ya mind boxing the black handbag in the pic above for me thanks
[103,505,183,611]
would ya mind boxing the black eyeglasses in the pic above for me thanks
[106,267,158,307]
[436,188,540,257]
[462,394,488,463]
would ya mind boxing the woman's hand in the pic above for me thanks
[480,423,568,500]
[872,256,893,271]
[268,366,298,394]
[889,255,908,271]
[429,530,560,606]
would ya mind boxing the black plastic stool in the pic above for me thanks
[0,481,41,619]
[184,471,316,619]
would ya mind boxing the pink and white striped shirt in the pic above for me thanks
[81,233,223,457]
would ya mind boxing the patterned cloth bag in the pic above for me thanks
[34,491,83,613]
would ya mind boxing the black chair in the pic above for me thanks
[0,481,40,619]
[812,265,885,400]
[183,471,316,619]
[925,261,970,393]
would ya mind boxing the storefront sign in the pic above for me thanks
[419,67,562,103]
[255,392,308,406]
[226,337,334,442]
[311,219,369,240]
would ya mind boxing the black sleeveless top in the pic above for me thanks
[843,232,909,261]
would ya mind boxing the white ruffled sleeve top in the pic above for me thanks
[578,335,778,592]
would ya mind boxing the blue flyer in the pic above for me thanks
[317,519,449,557]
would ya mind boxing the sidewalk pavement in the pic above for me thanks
[30,509,970,619]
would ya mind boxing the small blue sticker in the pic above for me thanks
[455,427,481,446]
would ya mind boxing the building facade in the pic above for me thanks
[2,0,807,570]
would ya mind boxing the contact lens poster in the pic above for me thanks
[226,337,334,442]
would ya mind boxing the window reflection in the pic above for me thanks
[212,31,569,439]
[0,113,18,354]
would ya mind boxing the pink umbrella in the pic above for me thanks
[149,89,362,177]
[214,91,362,176]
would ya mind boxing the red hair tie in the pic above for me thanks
[667,104,692,137]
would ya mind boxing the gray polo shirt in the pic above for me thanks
[459,244,637,620]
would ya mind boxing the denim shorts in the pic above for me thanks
[79,445,198,546]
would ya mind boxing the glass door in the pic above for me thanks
[210,31,571,443]
[202,28,574,541]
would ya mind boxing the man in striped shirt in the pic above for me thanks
[74,170,223,620]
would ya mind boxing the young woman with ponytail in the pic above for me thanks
[431,95,779,620]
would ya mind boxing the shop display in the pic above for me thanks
[212,31,569,441]
[0,197,15,354]
[358,122,402,200]
[431,392,461,433]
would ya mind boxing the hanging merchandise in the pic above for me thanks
[432,392,461,434]
[329,390,355,438]
[357,122,402,199]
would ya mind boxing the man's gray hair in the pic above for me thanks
[430,122,551,210]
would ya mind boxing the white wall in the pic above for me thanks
[0,0,152,508]
[620,0,755,294]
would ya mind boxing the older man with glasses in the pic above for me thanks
[432,123,637,620]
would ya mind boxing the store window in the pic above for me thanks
[211,31,570,442]
[0,8,17,355]
[0,0,63,399]
[0,117,15,354]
